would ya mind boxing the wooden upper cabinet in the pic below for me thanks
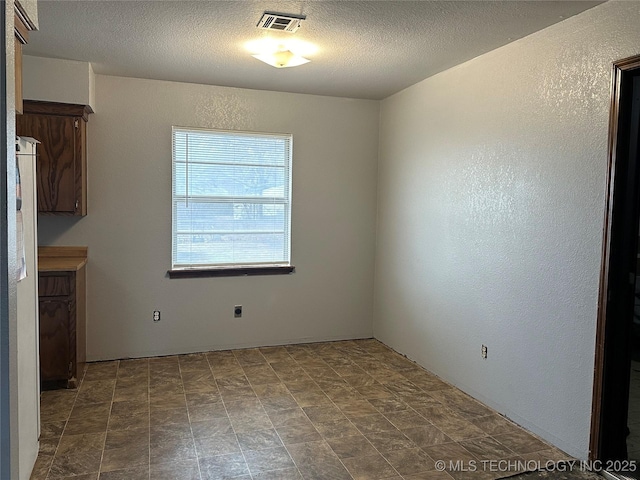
[16,101,93,216]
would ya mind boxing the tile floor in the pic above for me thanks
[30,339,570,480]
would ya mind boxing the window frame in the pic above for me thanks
[168,126,295,278]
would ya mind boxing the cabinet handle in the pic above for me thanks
[75,200,79,211]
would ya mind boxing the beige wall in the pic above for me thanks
[38,74,379,360]
[374,1,640,459]
[23,56,95,109]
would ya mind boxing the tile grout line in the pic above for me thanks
[297,344,399,479]
[246,348,310,480]
[42,363,86,480]
[276,345,358,480]
[96,360,120,480]
[208,351,255,480]
[177,356,205,480]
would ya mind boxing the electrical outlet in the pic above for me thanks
[153,310,161,322]
[234,305,242,318]
[481,344,487,359]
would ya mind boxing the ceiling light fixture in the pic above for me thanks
[252,47,310,68]
[246,38,316,69]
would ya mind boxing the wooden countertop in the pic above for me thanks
[38,246,87,272]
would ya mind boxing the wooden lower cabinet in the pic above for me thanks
[38,267,86,388]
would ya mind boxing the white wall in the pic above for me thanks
[23,56,95,109]
[374,1,640,459]
[38,74,379,360]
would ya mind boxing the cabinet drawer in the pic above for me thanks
[39,275,70,296]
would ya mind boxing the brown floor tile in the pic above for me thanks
[267,407,309,428]
[39,437,59,456]
[112,385,148,403]
[252,467,303,479]
[403,426,453,448]
[287,441,352,480]
[74,379,116,405]
[459,436,515,460]
[262,395,300,414]
[428,390,494,420]
[199,452,250,479]
[150,433,197,464]
[302,405,346,424]
[365,429,417,452]
[185,391,222,408]
[151,422,193,440]
[83,361,119,382]
[253,383,290,398]
[276,421,322,445]
[195,432,241,457]
[469,415,522,436]
[105,427,148,449]
[350,413,397,434]
[314,418,362,439]
[100,444,149,472]
[48,449,102,477]
[385,410,431,430]
[237,428,283,451]
[336,400,379,417]
[383,447,435,475]
[291,391,333,407]
[368,397,410,414]
[225,397,263,415]
[188,402,228,422]
[492,429,549,455]
[40,420,67,439]
[342,453,398,479]
[32,341,560,480]
[150,406,189,425]
[326,434,378,459]
[150,459,201,480]
[149,392,186,409]
[29,454,53,480]
[404,472,454,480]
[428,413,487,442]
[48,474,99,480]
[191,417,234,438]
[422,442,476,464]
[230,411,274,433]
[107,411,149,431]
[244,446,296,474]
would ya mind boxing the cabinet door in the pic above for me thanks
[39,299,71,382]
[16,114,77,214]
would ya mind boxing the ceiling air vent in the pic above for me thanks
[257,12,306,33]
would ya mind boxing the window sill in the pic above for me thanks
[167,265,295,279]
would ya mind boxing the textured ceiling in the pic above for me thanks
[25,1,602,100]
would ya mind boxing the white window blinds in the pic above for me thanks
[172,127,292,269]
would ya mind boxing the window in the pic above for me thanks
[171,127,293,276]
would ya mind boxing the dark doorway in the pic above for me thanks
[591,55,640,474]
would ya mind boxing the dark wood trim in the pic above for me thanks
[168,265,295,279]
[590,54,640,461]
[22,100,94,122]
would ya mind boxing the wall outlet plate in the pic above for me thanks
[153,310,160,322]
[234,305,242,318]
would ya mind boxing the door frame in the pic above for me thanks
[591,54,640,460]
